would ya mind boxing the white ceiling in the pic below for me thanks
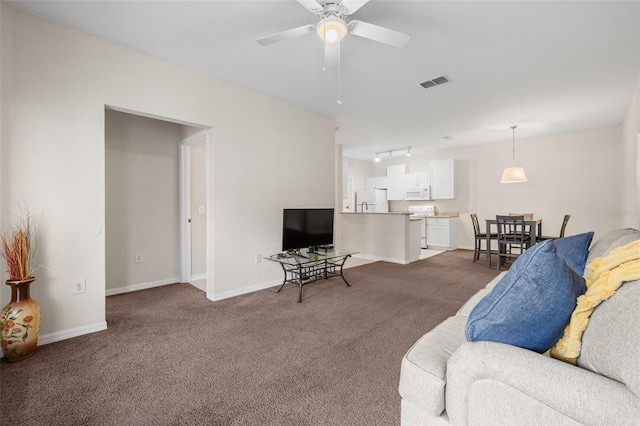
[5,0,640,160]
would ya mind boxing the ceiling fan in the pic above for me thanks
[256,0,410,70]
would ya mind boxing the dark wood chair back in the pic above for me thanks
[471,213,481,236]
[559,214,571,238]
[496,215,527,244]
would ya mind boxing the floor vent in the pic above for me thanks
[418,75,450,90]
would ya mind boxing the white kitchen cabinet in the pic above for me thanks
[409,219,422,262]
[365,176,388,189]
[418,172,431,186]
[426,217,459,250]
[405,173,418,187]
[431,159,456,199]
[386,164,407,200]
[405,172,430,188]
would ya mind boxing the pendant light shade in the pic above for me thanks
[501,166,528,183]
[501,125,528,183]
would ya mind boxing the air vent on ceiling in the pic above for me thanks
[418,75,450,90]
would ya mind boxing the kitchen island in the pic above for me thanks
[336,212,422,264]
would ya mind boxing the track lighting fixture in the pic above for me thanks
[373,147,413,162]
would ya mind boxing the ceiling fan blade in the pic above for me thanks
[341,0,370,15]
[324,42,339,71]
[349,20,410,48]
[256,24,315,46]
[296,0,323,13]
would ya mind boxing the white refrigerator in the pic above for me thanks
[355,189,389,212]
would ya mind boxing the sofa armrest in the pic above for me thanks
[446,341,640,426]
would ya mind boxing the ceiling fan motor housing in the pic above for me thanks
[318,2,347,19]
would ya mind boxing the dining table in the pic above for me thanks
[485,218,542,267]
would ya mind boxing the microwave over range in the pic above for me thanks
[405,186,431,201]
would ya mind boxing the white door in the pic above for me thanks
[179,130,209,290]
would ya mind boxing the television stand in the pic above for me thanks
[268,249,357,303]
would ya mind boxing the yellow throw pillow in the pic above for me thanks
[550,240,640,364]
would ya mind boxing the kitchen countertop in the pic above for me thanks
[340,211,459,218]
[340,212,412,215]
[429,212,459,218]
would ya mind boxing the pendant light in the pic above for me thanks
[500,125,528,183]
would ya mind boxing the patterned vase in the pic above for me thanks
[1,277,41,362]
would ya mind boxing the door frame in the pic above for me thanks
[179,130,210,286]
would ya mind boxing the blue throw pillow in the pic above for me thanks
[465,240,586,353]
[553,232,594,276]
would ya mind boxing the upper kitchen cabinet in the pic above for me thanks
[405,172,430,187]
[365,176,388,190]
[387,164,407,200]
[431,159,456,199]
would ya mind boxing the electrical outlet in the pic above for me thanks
[135,253,143,264]
[74,279,86,295]
[255,254,261,264]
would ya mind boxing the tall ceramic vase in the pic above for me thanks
[1,277,41,362]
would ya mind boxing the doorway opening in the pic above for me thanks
[105,106,211,297]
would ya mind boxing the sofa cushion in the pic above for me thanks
[551,239,640,364]
[465,239,586,353]
[584,228,640,277]
[578,232,640,397]
[399,315,467,416]
[578,281,640,398]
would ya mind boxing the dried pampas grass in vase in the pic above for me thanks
[1,205,42,362]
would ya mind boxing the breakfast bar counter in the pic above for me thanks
[336,212,420,264]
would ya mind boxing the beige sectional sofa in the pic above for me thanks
[399,228,640,425]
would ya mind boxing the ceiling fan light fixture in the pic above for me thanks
[316,16,348,44]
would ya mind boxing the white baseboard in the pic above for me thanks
[105,277,179,296]
[0,320,108,359]
[38,321,108,346]
[208,279,281,302]
[353,253,410,265]
[191,273,207,281]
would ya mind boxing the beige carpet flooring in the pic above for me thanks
[0,249,500,426]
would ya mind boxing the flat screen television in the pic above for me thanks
[282,208,334,252]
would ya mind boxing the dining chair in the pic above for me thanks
[508,212,534,220]
[537,215,571,241]
[470,214,498,264]
[508,212,538,240]
[496,215,530,270]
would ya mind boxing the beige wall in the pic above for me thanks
[0,2,3,243]
[344,125,628,250]
[622,77,640,229]
[0,5,335,343]
[105,110,182,292]
[345,158,375,193]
